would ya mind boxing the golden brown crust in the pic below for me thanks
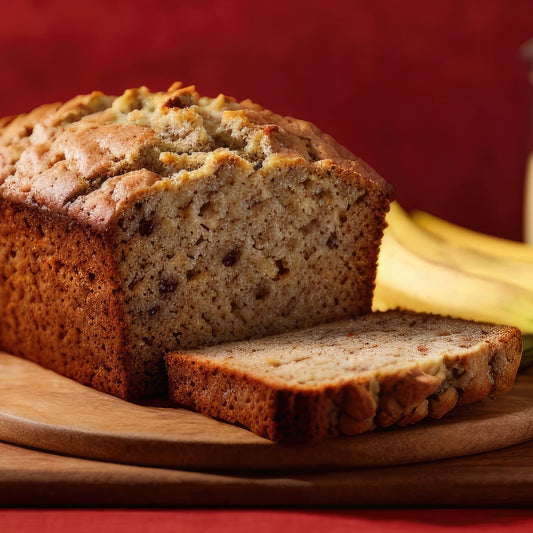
[239,100,393,196]
[0,84,392,224]
[0,198,142,398]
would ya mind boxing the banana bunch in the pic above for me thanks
[373,202,533,368]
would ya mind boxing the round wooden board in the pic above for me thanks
[1,351,532,472]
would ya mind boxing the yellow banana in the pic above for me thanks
[373,229,533,334]
[387,202,533,293]
[411,208,533,264]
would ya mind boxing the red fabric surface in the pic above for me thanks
[1,0,533,240]
[1,510,533,533]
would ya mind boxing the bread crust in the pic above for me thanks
[0,85,393,222]
[165,313,522,442]
[0,198,143,397]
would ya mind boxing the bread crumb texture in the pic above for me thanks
[166,311,522,442]
[0,83,392,398]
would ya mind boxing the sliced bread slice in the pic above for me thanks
[165,310,522,442]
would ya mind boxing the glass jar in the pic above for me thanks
[520,38,533,244]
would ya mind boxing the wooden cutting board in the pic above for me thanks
[1,351,532,472]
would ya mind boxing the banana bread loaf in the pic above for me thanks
[0,83,393,399]
[165,310,522,442]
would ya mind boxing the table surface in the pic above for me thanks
[2,509,533,533]
[2,434,533,531]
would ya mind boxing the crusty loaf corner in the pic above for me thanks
[0,83,393,399]
[165,311,522,442]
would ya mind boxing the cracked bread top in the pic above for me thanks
[0,82,392,230]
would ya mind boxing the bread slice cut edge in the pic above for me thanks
[164,311,523,442]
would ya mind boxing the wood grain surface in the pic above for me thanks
[1,352,532,472]
[1,438,533,507]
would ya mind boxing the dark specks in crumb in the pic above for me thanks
[160,278,178,294]
[327,233,339,249]
[186,269,200,281]
[275,259,289,278]
[148,306,160,316]
[222,248,240,267]
[139,218,155,236]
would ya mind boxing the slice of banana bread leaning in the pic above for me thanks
[165,310,522,442]
[0,83,393,399]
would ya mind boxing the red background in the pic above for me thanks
[2,2,533,526]
[1,0,533,240]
